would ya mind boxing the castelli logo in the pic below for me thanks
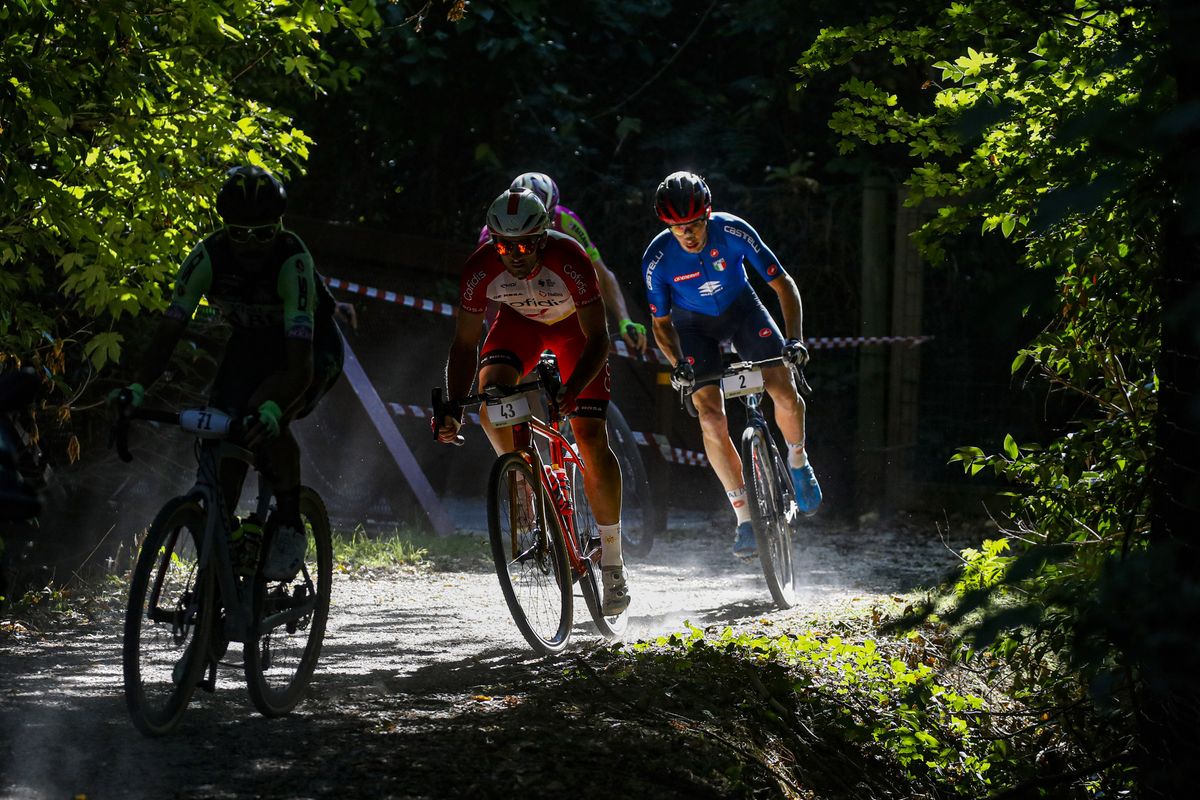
[759,328,772,338]
[733,500,746,508]
[686,356,696,365]
[649,303,658,314]
[767,264,779,276]
[709,248,719,257]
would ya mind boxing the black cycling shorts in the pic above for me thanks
[210,316,344,421]
[672,286,784,385]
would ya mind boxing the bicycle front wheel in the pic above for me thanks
[488,452,572,654]
[741,426,797,608]
[605,403,656,557]
[244,487,333,717]
[123,496,215,737]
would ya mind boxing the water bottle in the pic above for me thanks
[230,513,264,576]
[550,466,572,519]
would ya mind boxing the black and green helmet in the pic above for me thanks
[217,165,287,226]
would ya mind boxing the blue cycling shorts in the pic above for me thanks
[673,286,783,385]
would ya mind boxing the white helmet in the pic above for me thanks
[509,172,560,212]
[486,188,550,238]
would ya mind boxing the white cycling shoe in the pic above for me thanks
[601,565,631,616]
[263,524,307,581]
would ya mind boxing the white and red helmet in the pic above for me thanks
[509,171,560,212]
[486,188,550,238]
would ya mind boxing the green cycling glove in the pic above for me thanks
[256,400,283,438]
[619,319,647,339]
[107,382,145,408]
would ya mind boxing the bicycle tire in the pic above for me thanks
[244,486,333,717]
[122,496,215,736]
[605,403,656,557]
[487,452,572,654]
[741,425,797,608]
[569,460,630,639]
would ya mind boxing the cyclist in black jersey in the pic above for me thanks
[112,166,344,580]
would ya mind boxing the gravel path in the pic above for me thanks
[0,513,968,799]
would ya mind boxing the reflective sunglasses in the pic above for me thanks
[668,218,706,235]
[226,223,280,244]
[492,235,543,257]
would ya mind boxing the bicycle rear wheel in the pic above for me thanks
[569,461,630,639]
[605,403,656,557]
[244,487,333,717]
[487,452,572,654]
[123,496,214,736]
[741,426,797,608]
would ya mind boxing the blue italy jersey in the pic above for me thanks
[642,212,786,318]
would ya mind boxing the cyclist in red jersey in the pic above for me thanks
[477,172,648,354]
[436,188,630,614]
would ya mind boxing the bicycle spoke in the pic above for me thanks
[489,453,572,654]
[244,487,332,717]
[123,497,213,737]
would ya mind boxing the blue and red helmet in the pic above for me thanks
[654,171,711,224]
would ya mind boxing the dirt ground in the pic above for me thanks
[0,511,976,800]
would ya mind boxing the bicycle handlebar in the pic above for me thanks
[677,356,812,417]
[110,395,245,463]
[432,356,566,445]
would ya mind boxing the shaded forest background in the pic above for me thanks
[4,0,1200,796]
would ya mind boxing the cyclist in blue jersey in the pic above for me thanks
[478,172,648,354]
[641,171,822,558]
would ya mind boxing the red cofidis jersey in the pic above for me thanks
[459,230,601,325]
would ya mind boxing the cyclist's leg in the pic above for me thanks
[477,309,543,455]
[675,308,742,493]
[729,290,820,513]
[209,330,264,514]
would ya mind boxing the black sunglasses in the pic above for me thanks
[227,223,280,244]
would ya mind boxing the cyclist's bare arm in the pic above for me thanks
[592,257,647,353]
[767,272,804,342]
[651,314,686,367]
[439,309,485,441]
[562,301,610,401]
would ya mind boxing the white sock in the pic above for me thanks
[787,441,809,469]
[727,487,752,524]
[598,522,623,566]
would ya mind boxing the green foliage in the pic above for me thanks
[0,0,382,400]
[794,0,1170,791]
[625,621,1019,796]
[330,524,487,572]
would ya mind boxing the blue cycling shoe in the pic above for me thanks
[732,521,757,559]
[791,463,823,515]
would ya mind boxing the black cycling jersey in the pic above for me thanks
[166,228,336,335]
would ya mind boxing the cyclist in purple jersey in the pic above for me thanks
[641,171,822,558]
[478,172,648,354]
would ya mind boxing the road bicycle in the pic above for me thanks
[433,355,630,655]
[683,356,808,608]
[112,396,332,735]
